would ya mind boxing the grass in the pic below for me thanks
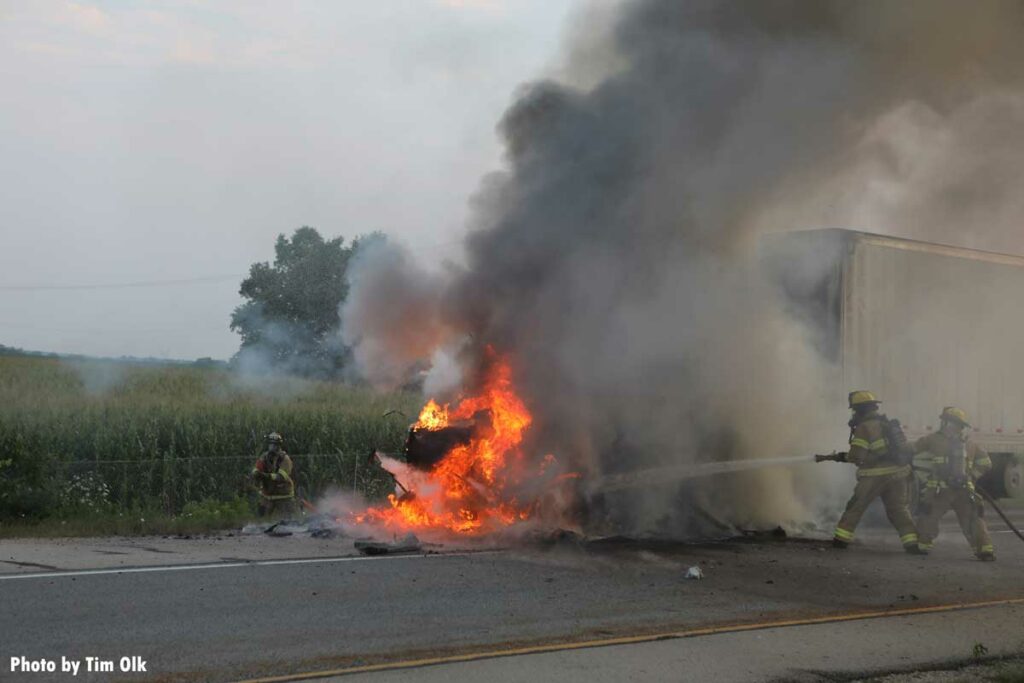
[0,355,421,532]
[855,655,1024,682]
[991,662,1024,683]
[0,498,255,538]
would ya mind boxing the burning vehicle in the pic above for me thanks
[356,352,578,537]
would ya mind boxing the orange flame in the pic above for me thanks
[356,353,537,535]
[414,399,449,431]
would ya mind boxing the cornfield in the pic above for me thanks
[0,355,422,519]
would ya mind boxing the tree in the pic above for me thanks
[230,227,367,377]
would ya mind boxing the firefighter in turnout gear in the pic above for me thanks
[913,407,995,561]
[828,391,924,553]
[251,432,297,518]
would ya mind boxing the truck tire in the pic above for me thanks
[1003,459,1023,499]
[981,456,1023,499]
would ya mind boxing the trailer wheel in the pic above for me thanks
[1003,459,1023,499]
[979,456,1019,499]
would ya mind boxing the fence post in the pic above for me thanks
[162,454,171,515]
[186,456,193,504]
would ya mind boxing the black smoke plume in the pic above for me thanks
[343,0,1024,534]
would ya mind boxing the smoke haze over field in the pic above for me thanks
[0,1,571,359]
[344,0,1024,533]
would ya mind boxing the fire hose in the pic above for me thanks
[814,452,846,463]
[977,487,1024,545]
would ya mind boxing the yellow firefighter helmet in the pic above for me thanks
[940,406,971,428]
[848,390,880,408]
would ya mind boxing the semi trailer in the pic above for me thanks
[768,228,1024,499]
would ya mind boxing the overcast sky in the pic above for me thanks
[0,1,575,359]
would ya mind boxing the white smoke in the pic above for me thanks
[339,238,455,390]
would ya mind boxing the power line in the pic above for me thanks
[56,453,363,465]
[0,274,244,292]
[0,237,466,293]
[0,319,202,334]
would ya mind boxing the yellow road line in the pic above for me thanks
[234,596,1024,682]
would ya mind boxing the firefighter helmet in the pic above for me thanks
[848,390,880,408]
[940,406,971,428]
[265,432,284,444]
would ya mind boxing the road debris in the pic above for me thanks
[240,514,347,538]
[685,566,704,580]
[524,528,584,548]
[355,533,422,556]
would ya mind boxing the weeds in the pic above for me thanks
[0,356,420,526]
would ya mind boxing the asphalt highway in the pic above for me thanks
[2,511,1023,682]
[332,601,1024,683]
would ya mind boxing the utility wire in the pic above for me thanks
[0,237,466,292]
[57,453,366,465]
[0,320,201,334]
[0,274,244,292]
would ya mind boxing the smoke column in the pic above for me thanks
[342,0,1024,535]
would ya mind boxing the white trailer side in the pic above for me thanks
[772,229,1024,497]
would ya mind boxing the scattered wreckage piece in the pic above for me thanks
[523,527,585,549]
[264,523,294,537]
[307,514,347,539]
[239,514,347,538]
[241,521,302,536]
[354,532,422,556]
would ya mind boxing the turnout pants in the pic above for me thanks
[257,496,298,519]
[834,472,919,548]
[917,487,993,555]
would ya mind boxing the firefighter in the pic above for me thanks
[829,391,925,554]
[913,407,995,561]
[251,432,297,518]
